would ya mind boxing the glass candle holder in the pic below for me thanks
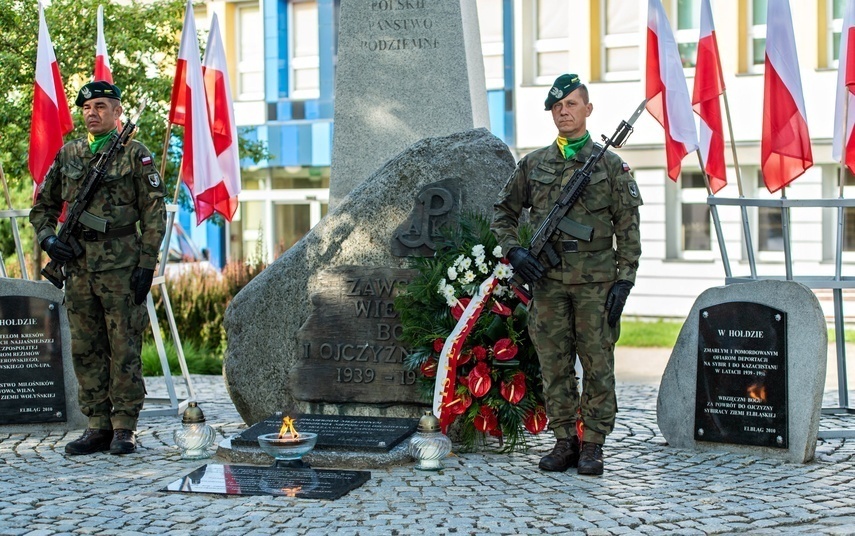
[409,411,452,471]
[173,402,217,460]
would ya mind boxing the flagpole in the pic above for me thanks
[0,162,29,279]
[720,90,757,279]
[695,149,730,278]
[779,184,793,280]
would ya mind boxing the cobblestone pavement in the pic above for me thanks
[3,374,855,536]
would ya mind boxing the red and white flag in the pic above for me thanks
[645,0,699,181]
[169,0,224,225]
[692,0,726,193]
[761,0,812,193]
[833,0,855,175]
[29,2,73,201]
[94,5,113,83]
[201,14,240,222]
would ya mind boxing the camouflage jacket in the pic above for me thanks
[491,136,642,285]
[30,137,167,272]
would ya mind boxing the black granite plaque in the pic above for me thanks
[695,302,788,448]
[0,294,66,424]
[162,464,370,500]
[291,266,423,404]
[231,413,418,451]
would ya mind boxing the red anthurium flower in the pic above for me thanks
[500,371,527,405]
[450,297,471,320]
[455,349,472,366]
[472,346,487,361]
[523,405,548,434]
[445,391,471,415]
[493,338,518,361]
[491,300,512,316]
[420,358,438,378]
[433,338,445,353]
[466,361,492,398]
[473,404,498,432]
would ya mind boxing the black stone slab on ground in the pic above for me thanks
[162,464,370,500]
[232,413,418,452]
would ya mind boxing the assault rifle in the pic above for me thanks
[41,100,147,289]
[510,99,647,303]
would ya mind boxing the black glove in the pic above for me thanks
[605,280,633,327]
[507,247,546,284]
[130,267,155,305]
[40,236,75,263]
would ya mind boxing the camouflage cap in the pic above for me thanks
[75,81,122,107]
[544,74,581,110]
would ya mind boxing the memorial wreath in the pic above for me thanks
[395,212,546,452]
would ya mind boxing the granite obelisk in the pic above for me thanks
[329,0,489,208]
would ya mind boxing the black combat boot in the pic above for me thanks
[65,428,113,455]
[110,429,136,455]
[577,441,604,475]
[538,437,580,472]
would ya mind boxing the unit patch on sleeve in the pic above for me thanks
[148,172,161,188]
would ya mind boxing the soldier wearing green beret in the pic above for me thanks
[492,74,642,476]
[30,80,166,456]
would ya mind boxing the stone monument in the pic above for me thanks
[657,280,826,463]
[223,128,515,426]
[0,278,86,432]
[329,0,490,208]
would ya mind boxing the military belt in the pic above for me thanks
[560,237,613,253]
[79,223,138,242]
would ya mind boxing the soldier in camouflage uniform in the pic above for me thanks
[30,81,166,456]
[492,74,642,476]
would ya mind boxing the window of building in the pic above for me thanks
[477,0,505,90]
[673,0,700,69]
[748,0,767,71]
[680,171,712,253]
[755,171,784,252]
[530,0,570,85]
[601,0,640,81]
[290,0,320,99]
[829,0,846,68]
[237,4,264,100]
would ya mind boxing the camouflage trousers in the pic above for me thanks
[65,265,147,431]
[528,277,619,444]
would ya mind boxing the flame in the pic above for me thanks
[746,383,767,402]
[280,486,302,497]
[278,416,300,440]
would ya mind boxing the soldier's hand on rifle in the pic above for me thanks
[41,236,75,263]
[508,247,546,284]
[605,280,633,327]
[130,267,155,305]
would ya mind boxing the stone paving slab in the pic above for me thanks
[2,375,855,535]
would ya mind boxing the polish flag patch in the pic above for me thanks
[141,155,153,166]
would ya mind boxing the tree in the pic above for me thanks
[0,0,266,271]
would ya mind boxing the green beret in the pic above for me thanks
[544,74,582,110]
[75,81,122,107]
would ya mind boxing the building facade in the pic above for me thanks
[198,0,853,321]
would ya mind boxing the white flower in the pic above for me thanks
[471,244,485,258]
[477,262,489,274]
[445,294,458,307]
[459,257,472,270]
[453,254,466,268]
[492,245,503,258]
[494,284,506,297]
[461,270,475,285]
[447,267,458,280]
[441,284,456,300]
[494,263,513,280]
